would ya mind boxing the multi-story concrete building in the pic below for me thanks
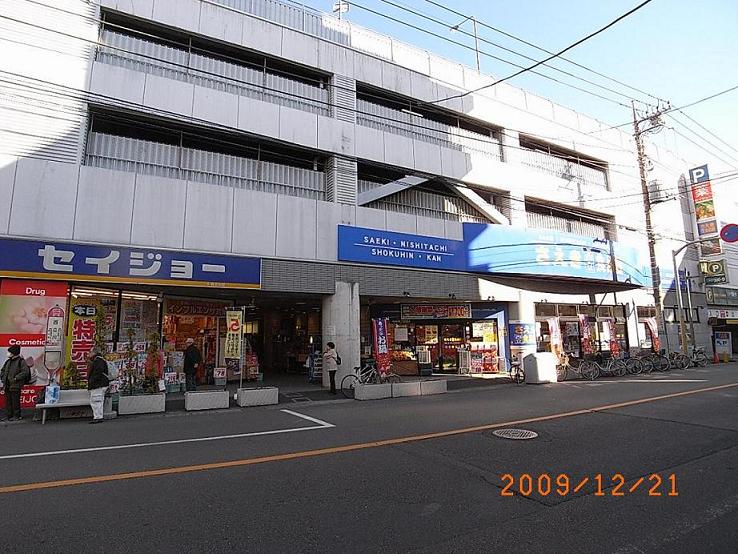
[0,0,722,389]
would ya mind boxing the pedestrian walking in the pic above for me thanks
[87,347,110,424]
[183,338,202,392]
[1,345,31,421]
[323,341,339,394]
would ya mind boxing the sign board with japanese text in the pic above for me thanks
[688,164,722,257]
[224,308,243,360]
[400,304,472,320]
[508,321,535,347]
[66,296,97,381]
[338,225,650,285]
[700,259,728,285]
[372,317,392,374]
[0,237,261,289]
[0,280,68,388]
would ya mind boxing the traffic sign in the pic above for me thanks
[720,223,738,243]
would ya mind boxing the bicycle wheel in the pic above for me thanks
[340,374,359,398]
[640,357,653,374]
[556,363,567,382]
[384,373,402,384]
[626,358,642,375]
[515,368,525,384]
[612,360,627,377]
[652,355,670,372]
[674,353,690,370]
[694,352,709,367]
[580,361,599,381]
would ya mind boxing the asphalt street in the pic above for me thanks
[0,364,736,553]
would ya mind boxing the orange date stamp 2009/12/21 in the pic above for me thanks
[500,473,678,498]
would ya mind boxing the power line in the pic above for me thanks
[373,0,652,107]
[425,0,656,105]
[335,0,630,107]
[676,109,738,159]
[666,115,738,169]
[421,0,665,103]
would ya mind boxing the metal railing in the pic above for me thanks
[519,147,608,189]
[526,211,608,240]
[85,132,326,199]
[97,29,329,115]
[356,99,502,159]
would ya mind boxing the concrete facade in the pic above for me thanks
[0,0,720,366]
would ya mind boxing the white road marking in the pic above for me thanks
[281,409,335,428]
[0,409,334,460]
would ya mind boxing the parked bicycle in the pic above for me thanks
[499,356,525,384]
[579,353,627,381]
[670,346,710,370]
[556,352,597,381]
[340,359,401,398]
[689,346,710,367]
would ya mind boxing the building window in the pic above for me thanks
[663,307,700,323]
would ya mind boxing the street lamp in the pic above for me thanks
[450,14,480,72]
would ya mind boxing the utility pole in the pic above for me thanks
[632,100,670,351]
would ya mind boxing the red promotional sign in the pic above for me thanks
[608,320,620,357]
[690,181,713,203]
[645,317,661,352]
[0,385,46,409]
[372,317,392,374]
[400,304,471,320]
[578,314,593,355]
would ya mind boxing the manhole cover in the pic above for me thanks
[492,429,538,440]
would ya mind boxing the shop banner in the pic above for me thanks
[579,314,593,355]
[338,225,650,286]
[547,317,563,359]
[508,321,535,347]
[688,164,722,258]
[645,317,661,352]
[714,331,732,362]
[400,304,472,320]
[224,308,244,360]
[372,318,392,374]
[66,296,98,381]
[0,280,68,390]
[0,237,261,290]
[608,320,620,357]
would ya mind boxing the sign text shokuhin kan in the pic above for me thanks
[337,224,650,285]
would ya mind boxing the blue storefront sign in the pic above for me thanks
[508,322,536,346]
[337,225,466,271]
[0,237,261,289]
[337,224,650,285]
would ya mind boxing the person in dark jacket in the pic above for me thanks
[87,347,110,424]
[183,338,202,392]
[1,345,30,421]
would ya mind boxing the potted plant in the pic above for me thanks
[118,332,166,415]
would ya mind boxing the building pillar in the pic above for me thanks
[321,281,360,389]
[508,292,537,362]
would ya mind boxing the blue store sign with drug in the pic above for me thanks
[0,237,261,289]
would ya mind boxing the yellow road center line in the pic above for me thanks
[2,381,737,495]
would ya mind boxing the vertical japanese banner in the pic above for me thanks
[689,164,722,258]
[66,296,98,382]
[644,317,661,352]
[224,308,243,361]
[372,317,392,374]
[578,314,593,355]
[546,316,563,360]
[608,320,620,357]
[0,280,68,408]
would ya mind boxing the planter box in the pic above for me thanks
[391,381,422,397]
[118,393,166,415]
[354,383,392,401]
[185,390,229,411]
[420,380,447,395]
[236,387,279,407]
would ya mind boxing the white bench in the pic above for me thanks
[35,389,89,425]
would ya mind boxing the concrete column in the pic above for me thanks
[321,281,360,389]
[501,128,521,166]
[508,292,537,362]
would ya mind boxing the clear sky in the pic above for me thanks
[310,0,738,196]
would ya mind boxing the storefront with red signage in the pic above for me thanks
[366,303,507,375]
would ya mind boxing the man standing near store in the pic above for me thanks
[1,345,31,421]
[87,347,110,424]
[183,338,202,392]
[323,341,338,395]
